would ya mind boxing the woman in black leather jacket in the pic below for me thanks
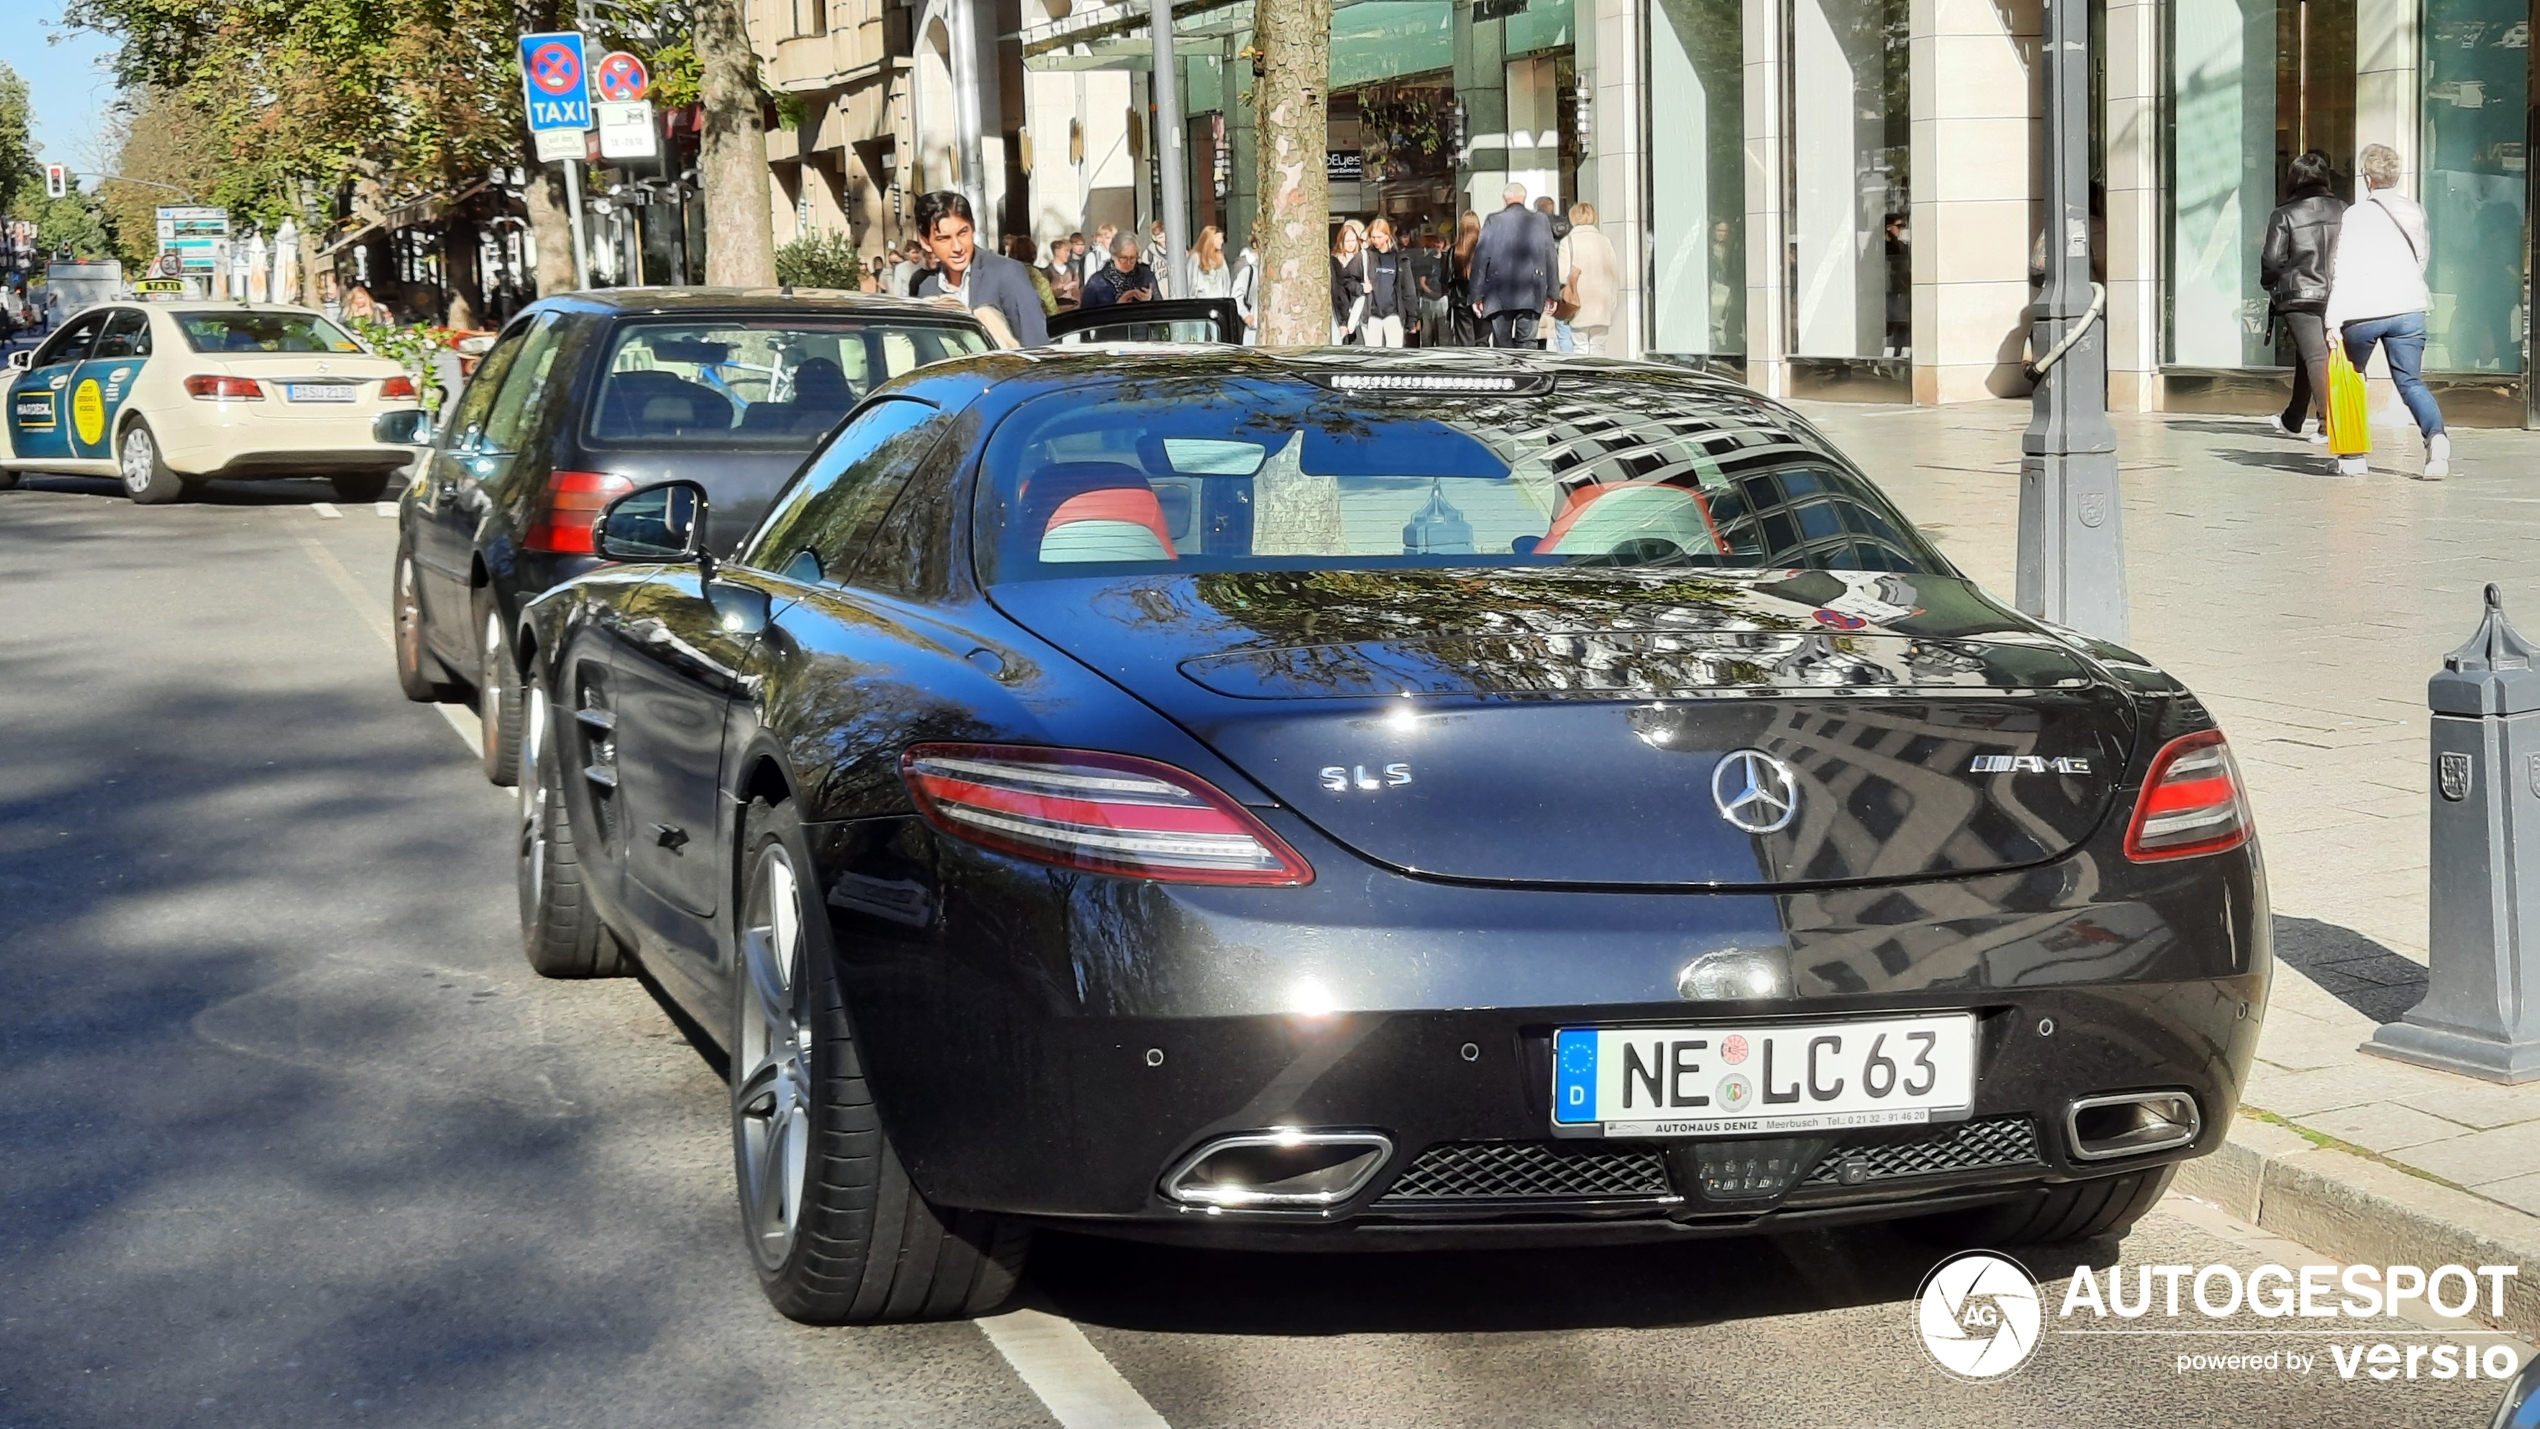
[2261,150,2347,440]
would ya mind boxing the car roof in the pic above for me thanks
[513,286,981,323]
[138,302,335,318]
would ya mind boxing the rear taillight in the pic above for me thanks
[526,470,637,554]
[902,743,1312,886]
[185,375,262,400]
[2124,730,2252,862]
[378,375,418,400]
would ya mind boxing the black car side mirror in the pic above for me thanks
[374,409,433,446]
[594,480,712,574]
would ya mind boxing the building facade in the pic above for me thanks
[770,0,2535,425]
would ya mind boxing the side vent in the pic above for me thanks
[574,664,620,841]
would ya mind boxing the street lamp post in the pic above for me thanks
[2015,0,2125,642]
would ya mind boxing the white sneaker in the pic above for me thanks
[2268,414,2300,438]
[2306,429,2328,446]
[2421,432,2451,481]
[2336,454,2369,476]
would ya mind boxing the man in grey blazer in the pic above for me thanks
[913,190,1049,346]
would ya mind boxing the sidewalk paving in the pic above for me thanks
[1799,398,2540,1323]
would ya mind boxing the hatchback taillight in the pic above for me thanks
[185,374,262,400]
[378,375,418,400]
[2124,731,2252,861]
[902,744,1312,886]
[526,470,637,554]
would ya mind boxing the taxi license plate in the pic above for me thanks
[284,384,358,402]
[1552,1013,1975,1136]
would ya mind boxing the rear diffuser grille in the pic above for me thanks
[1376,1141,1674,1204]
[1802,1116,2042,1186]
[1372,1117,2041,1208]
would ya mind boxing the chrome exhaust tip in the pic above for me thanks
[2067,1091,2202,1162]
[1161,1129,1393,1209]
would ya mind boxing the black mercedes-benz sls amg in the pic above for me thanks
[509,347,2267,1325]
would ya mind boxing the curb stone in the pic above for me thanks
[2174,1115,2540,1336]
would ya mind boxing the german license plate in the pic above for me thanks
[1552,1013,1976,1136]
[284,384,357,402]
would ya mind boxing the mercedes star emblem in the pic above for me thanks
[1712,749,1799,834]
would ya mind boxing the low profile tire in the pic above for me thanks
[0,469,19,491]
[475,593,523,787]
[733,797,1031,1325]
[1904,1164,2177,1249]
[118,422,183,504]
[331,469,392,503]
[516,676,623,978]
[392,544,463,703]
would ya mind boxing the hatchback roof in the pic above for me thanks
[521,286,973,321]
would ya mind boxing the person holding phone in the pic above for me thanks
[1079,233,1158,309]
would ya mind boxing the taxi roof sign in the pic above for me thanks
[134,278,187,296]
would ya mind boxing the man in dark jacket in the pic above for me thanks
[913,190,1048,345]
[1471,183,1557,348]
[2260,150,2346,441]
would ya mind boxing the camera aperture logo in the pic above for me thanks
[1917,1251,2043,1381]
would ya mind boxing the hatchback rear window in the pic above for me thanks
[585,319,991,447]
[973,376,1945,583]
[179,312,363,354]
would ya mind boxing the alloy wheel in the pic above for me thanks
[480,612,505,764]
[518,683,549,910]
[120,429,154,496]
[735,846,813,1271]
[395,556,423,663]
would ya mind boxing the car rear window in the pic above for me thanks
[973,376,1947,584]
[178,312,363,354]
[585,319,991,448]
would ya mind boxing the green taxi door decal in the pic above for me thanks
[8,310,105,462]
[72,310,152,461]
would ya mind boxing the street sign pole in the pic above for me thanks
[2015,0,2126,641]
[1149,0,1189,292]
[562,157,593,291]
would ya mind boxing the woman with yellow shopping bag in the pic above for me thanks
[2324,143,2449,479]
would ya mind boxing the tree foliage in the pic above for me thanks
[0,64,43,221]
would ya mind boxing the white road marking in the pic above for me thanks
[310,502,342,519]
[374,501,399,518]
[975,1310,1172,1429]
[291,533,478,756]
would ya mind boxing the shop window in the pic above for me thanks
[2422,0,2527,375]
[1786,0,1909,363]
[1647,0,1745,360]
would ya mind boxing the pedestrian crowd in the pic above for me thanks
[847,181,1614,356]
[2260,142,2450,478]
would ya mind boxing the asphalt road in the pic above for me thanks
[0,473,2522,1429]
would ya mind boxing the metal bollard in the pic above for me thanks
[2365,584,2540,1082]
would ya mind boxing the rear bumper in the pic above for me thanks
[806,814,2270,1244]
[157,404,418,477]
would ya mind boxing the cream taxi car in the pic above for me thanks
[0,301,421,504]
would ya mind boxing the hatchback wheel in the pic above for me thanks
[392,546,461,702]
[476,597,523,786]
[119,422,183,504]
[517,676,621,978]
[734,797,1030,1324]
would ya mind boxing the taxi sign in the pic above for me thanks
[133,278,186,294]
[518,31,592,133]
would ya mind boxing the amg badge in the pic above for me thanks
[1969,755,2092,775]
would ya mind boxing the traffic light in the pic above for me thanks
[44,165,65,199]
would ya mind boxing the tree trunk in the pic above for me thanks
[1251,0,1333,347]
[443,215,485,331]
[523,154,577,297]
[695,0,776,286]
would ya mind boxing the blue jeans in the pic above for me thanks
[2341,312,2445,437]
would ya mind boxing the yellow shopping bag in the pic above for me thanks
[2326,342,2371,457]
